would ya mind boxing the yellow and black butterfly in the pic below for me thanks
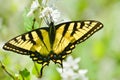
[3,20,103,76]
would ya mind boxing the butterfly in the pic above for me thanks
[3,20,103,76]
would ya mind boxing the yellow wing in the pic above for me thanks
[53,20,103,56]
[3,28,51,56]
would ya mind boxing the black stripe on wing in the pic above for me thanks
[3,43,30,55]
[56,20,103,55]
[76,21,103,43]
[70,22,78,36]
[3,27,49,55]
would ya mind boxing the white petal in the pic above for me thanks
[31,0,40,9]
[74,58,80,63]
[26,10,34,17]
[27,0,40,17]
[51,10,61,22]
[73,65,79,70]
[39,7,53,18]
[78,69,88,75]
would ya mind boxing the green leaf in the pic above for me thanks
[23,10,39,32]
[19,68,30,80]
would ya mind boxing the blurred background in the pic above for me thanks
[0,0,120,80]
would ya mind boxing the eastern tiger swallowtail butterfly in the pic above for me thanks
[3,20,103,76]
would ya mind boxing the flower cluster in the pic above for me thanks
[57,56,88,80]
[27,0,61,23]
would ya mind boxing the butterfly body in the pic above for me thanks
[3,20,103,76]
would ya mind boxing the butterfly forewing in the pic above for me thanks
[30,29,51,55]
[53,20,103,54]
[3,28,51,56]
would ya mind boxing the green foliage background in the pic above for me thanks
[0,0,120,80]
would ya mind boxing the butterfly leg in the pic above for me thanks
[40,65,44,77]
[39,62,49,77]
[50,54,64,68]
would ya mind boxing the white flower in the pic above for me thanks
[51,9,61,22]
[39,7,53,17]
[39,7,60,22]
[63,56,80,70]
[27,0,40,17]
[42,0,57,7]
[78,70,88,80]
[57,56,88,80]
[61,69,77,80]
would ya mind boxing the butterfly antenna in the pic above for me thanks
[60,61,63,69]
[43,13,54,27]
[49,13,54,23]
[60,61,64,72]
[39,63,47,78]
[43,16,50,26]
